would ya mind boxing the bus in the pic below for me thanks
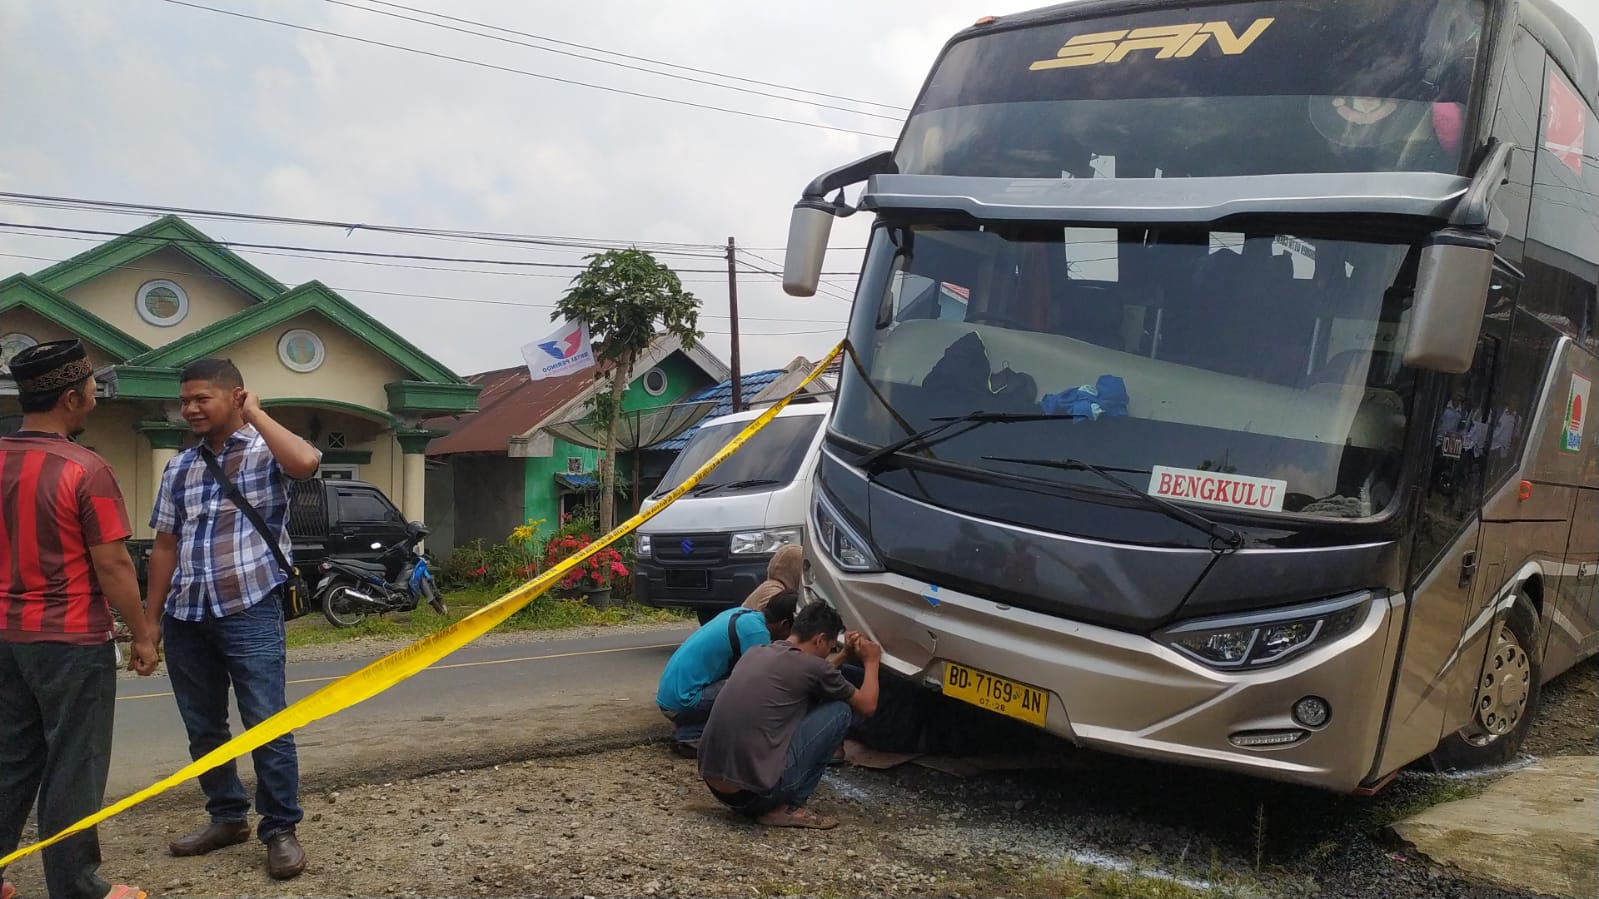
[781,0,1599,792]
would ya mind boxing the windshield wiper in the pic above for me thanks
[985,455,1244,551]
[691,478,783,496]
[855,411,1075,470]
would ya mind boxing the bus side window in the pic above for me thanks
[1484,268,1534,489]
[1413,320,1505,578]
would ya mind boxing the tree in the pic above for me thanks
[554,249,701,531]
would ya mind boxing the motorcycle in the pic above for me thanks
[316,521,447,627]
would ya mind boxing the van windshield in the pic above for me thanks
[652,414,825,498]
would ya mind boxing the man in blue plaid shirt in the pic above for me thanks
[143,359,322,881]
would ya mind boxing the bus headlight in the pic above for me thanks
[636,534,652,558]
[811,490,882,573]
[1157,592,1373,670]
[730,528,802,555]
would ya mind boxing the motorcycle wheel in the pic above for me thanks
[422,578,447,616]
[322,583,369,628]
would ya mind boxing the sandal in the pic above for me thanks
[756,804,839,830]
[104,886,146,899]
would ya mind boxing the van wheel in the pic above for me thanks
[695,608,720,625]
[1431,594,1542,770]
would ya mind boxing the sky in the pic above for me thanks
[1,0,1598,381]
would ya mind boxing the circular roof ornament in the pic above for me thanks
[278,328,326,373]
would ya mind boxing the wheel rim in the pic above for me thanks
[1464,621,1532,746]
[326,587,367,626]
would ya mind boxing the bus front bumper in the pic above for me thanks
[809,558,1407,792]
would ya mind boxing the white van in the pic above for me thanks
[635,401,831,623]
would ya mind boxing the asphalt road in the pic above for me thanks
[108,626,694,800]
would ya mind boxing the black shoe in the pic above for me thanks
[169,821,251,857]
[266,830,307,880]
[671,740,698,759]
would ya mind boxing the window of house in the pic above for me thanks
[136,280,189,327]
[0,333,37,373]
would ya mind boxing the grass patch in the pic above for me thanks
[284,587,691,649]
[1368,777,1489,828]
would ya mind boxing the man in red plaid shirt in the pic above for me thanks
[0,339,158,899]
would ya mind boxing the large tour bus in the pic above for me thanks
[782,0,1599,791]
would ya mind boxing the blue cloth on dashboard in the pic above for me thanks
[1041,375,1129,420]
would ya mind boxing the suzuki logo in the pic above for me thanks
[1030,18,1275,70]
[681,538,695,556]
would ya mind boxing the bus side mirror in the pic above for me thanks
[1403,230,1495,374]
[783,198,837,297]
[783,150,896,297]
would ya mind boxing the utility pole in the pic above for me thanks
[726,236,743,413]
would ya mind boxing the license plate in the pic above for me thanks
[942,662,1048,727]
[665,569,709,590]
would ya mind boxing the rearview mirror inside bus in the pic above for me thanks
[1402,230,1495,374]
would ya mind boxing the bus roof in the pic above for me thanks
[951,0,1597,113]
[1524,0,1598,111]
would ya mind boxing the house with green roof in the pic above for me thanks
[0,215,478,536]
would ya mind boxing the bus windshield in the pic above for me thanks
[832,222,1420,520]
[899,0,1485,178]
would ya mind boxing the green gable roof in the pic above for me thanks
[34,215,286,302]
[0,274,150,361]
[128,280,469,387]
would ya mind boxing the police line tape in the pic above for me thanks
[0,342,844,869]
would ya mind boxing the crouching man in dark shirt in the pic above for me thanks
[696,602,880,829]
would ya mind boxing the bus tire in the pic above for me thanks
[1430,593,1542,771]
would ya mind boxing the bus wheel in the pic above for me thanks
[1431,594,1542,770]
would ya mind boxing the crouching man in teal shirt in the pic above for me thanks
[656,592,797,757]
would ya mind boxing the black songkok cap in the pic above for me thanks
[11,339,92,396]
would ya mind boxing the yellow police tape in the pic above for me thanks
[0,342,843,869]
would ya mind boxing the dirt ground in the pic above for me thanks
[1522,656,1598,757]
[11,663,1592,899]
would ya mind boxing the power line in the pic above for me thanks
[326,0,903,122]
[158,0,899,141]
[0,191,726,254]
[0,224,866,292]
[364,0,908,113]
[738,247,855,304]
[0,249,851,332]
[0,221,742,272]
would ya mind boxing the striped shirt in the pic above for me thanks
[0,432,132,645]
[151,426,299,621]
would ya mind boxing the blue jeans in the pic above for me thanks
[162,591,302,842]
[714,700,852,816]
[662,679,725,745]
